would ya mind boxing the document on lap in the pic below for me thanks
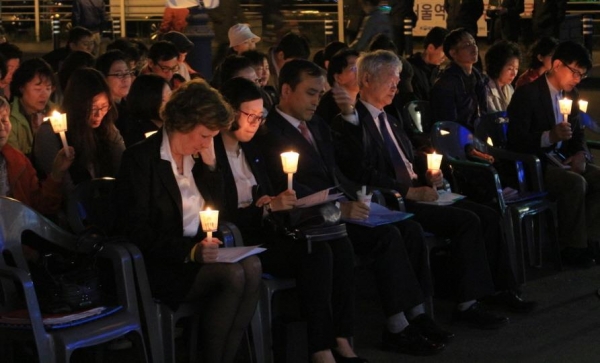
[295,187,344,208]
[417,190,466,206]
[341,202,414,227]
[216,246,266,263]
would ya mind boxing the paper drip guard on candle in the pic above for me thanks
[559,98,573,123]
[45,111,70,157]
[281,151,299,190]
[199,208,219,242]
[579,100,589,113]
[427,152,443,170]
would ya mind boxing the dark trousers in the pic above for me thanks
[259,236,355,354]
[348,219,431,316]
[406,199,514,301]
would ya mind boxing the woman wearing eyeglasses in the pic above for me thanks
[34,68,125,194]
[96,50,134,134]
[216,77,364,363]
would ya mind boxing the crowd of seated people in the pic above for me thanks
[1,18,599,363]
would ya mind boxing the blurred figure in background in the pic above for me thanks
[0,43,23,101]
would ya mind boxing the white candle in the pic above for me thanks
[199,208,219,243]
[579,100,588,113]
[361,185,367,197]
[281,151,299,190]
[559,98,572,123]
[45,111,70,157]
[427,152,443,170]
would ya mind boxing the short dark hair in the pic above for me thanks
[67,26,93,45]
[95,50,128,77]
[11,58,56,99]
[128,74,170,121]
[106,38,143,64]
[275,32,310,60]
[0,43,23,61]
[423,27,448,49]
[552,41,592,71]
[58,51,96,91]
[323,41,348,63]
[279,59,325,92]
[442,27,472,61]
[147,41,179,64]
[220,55,253,84]
[241,50,268,67]
[368,33,398,53]
[220,77,263,110]
[162,78,234,133]
[0,53,6,81]
[327,48,359,86]
[527,36,559,69]
[485,40,521,80]
[313,50,325,68]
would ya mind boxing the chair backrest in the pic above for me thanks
[475,112,509,149]
[403,100,433,133]
[430,121,486,161]
[67,178,117,234]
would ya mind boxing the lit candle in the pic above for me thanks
[579,99,588,113]
[558,98,572,123]
[45,110,70,157]
[427,152,443,170]
[280,151,299,190]
[199,207,219,243]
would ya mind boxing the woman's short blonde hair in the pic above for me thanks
[162,78,234,134]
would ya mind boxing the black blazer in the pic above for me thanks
[331,101,427,197]
[255,109,358,199]
[214,134,276,244]
[507,75,586,165]
[114,128,224,301]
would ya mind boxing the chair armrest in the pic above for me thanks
[445,158,506,210]
[486,147,544,192]
[219,221,244,248]
[0,266,47,333]
[370,187,406,211]
[587,139,600,150]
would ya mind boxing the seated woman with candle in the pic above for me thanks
[122,74,171,147]
[484,40,521,119]
[216,77,367,363]
[0,96,73,216]
[33,68,125,194]
[113,78,261,363]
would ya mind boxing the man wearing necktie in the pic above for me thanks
[332,50,536,331]
[507,41,600,268]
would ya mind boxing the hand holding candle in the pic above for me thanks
[559,98,572,123]
[45,111,70,157]
[199,207,219,243]
[281,151,299,190]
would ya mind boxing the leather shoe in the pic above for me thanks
[483,290,537,314]
[561,247,595,269]
[331,350,369,363]
[453,302,509,329]
[410,314,455,344]
[381,325,445,356]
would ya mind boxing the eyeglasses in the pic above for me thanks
[238,109,266,126]
[107,71,135,79]
[156,63,180,73]
[91,105,111,115]
[562,61,588,80]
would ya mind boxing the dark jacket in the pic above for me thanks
[331,101,426,197]
[430,62,487,130]
[113,129,224,301]
[506,75,586,166]
[444,0,484,35]
[72,0,109,32]
[407,52,439,102]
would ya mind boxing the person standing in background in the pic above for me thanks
[533,0,567,39]
[72,0,110,56]
[444,0,484,37]
[389,0,417,56]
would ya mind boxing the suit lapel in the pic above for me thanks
[537,76,559,130]
[152,130,184,217]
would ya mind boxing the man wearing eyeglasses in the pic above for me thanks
[142,41,181,84]
[507,40,600,268]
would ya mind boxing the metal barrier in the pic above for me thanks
[403,17,413,56]
[583,15,594,55]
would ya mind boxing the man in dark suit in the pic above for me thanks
[331,50,536,328]
[256,59,450,355]
[507,41,600,268]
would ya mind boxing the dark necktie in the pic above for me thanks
[377,112,412,186]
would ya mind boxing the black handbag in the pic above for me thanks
[266,201,341,240]
[29,229,105,314]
